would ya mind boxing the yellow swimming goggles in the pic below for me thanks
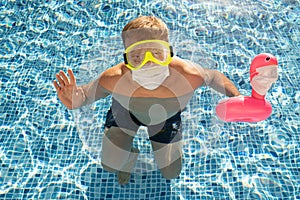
[123,40,174,70]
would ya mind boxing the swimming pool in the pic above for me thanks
[1,0,299,199]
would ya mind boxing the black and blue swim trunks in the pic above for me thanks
[104,99,182,144]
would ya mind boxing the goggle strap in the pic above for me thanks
[123,53,128,64]
[170,46,174,57]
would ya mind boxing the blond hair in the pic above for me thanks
[122,16,169,46]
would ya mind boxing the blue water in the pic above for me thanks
[1,0,299,199]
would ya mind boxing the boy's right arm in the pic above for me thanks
[80,73,111,106]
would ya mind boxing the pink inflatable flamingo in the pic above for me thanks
[216,53,278,122]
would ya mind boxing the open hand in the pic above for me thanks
[53,69,86,109]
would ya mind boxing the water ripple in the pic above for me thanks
[1,0,299,199]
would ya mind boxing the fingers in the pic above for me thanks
[55,73,65,87]
[54,69,75,88]
[59,70,70,85]
[54,69,77,93]
[68,69,76,85]
[53,80,60,91]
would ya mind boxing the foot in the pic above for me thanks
[117,147,139,185]
[117,171,131,185]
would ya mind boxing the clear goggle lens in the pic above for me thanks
[124,40,173,70]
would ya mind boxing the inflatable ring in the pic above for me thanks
[216,53,278,122]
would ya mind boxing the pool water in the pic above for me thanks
[1,0,299,199]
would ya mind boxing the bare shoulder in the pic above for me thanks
[170,56,205,88]
[99,63,129,91]
[101,63,125,77]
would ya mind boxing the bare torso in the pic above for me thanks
[100,56,204,124]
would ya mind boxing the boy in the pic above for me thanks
[53,16,241,184]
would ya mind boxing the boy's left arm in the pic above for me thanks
[173,57,241,97]
[202,68,241,97]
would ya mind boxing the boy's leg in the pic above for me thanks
[148,112,183,179]
[117,147,139,184]
[150,140,182,180]
[101,127,139,184]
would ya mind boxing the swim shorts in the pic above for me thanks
[104,99,182,144]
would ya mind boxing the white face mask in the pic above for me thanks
[132,64,170,90]
[250,65,278,96]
